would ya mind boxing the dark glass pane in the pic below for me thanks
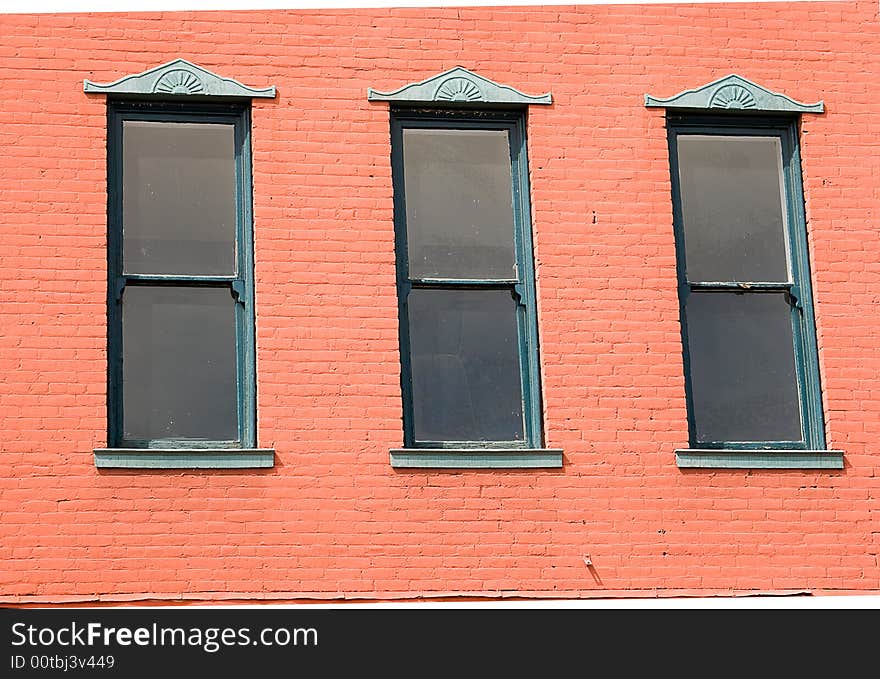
[403,129,516,279]
[123,121,236,275]
[678,136,788,282]
[408,288,524,442]
[122,286,238,441]
[686,292,802,443]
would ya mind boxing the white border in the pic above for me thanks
[115,596,880,609]
[0,0,857,15]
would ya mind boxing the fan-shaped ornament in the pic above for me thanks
[153,69,205,95]
[710,84,757,109]
[435,77,484,102]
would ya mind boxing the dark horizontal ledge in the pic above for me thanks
[687,281,791,290]
[390,448,563,469]
[94,448,275,469]
[408,278,518,286]
[675,449,844,469]
[122,274,237,283]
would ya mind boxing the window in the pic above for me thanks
[100,101,265,466]
[667,115,835,466]
[389,109,558,468]
[84,60,276,468]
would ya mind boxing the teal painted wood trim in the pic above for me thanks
[645,74,823,113]
[85,59,276,99]
[122,274,237,283]
[665,116,826,451]
[689,281,791,290]
[390,449,563,469]
[413,440,533,450]
[94,448,275,469]
[238,106,258,450]
[369,67,551,105]
[118,439,242,449]
[781,121,826,451]
[389,109,544,449]
[411,278,518,286]
[675,449,843,469]
[512,112,545,449]
[106,101,257,449]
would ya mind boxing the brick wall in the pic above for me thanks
[1,2,878,602]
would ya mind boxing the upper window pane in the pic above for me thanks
[403,128,516,279]
[122,121,237,276]
[677,135,788,282]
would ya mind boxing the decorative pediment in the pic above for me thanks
[368,67,551,105]
[84,59,276,99]
[645,74,823,114]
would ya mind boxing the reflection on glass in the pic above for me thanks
[123,121,236,275]
[122,286,238,441]
[686,292,802,443]
[403,129,516,279]
[408,288,524,442]
[678,136,788,282]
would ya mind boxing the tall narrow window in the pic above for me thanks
[106,102,256,452]
[390,109,553,466]
[668,116,825,456]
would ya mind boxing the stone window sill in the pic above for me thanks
[390,448,563,469]
[94,448,275,469]
[675,449,843,469]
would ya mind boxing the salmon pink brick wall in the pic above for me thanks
[1,3,878,603]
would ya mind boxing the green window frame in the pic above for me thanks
[667,114,840,468]
[388,109,560,469]
[96,100,271,469]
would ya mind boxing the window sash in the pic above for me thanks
[107,103,256,449]
[676,134,792,284]
[667,116,825,450]
[391,111,542,449]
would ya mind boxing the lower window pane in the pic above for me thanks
[122,286,238,442]
[686,291,802,443]
[407,288,525,443]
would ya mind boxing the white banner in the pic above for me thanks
[0,0,857,15]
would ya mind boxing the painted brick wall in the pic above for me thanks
[1,2,878,603]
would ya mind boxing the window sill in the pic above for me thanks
[675,449,844,469]
[93,448,275,469]
[390,448,563,469]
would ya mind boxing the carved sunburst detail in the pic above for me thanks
[710,84,757,109]
[435,77,483,102]
[153,69,205,95]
